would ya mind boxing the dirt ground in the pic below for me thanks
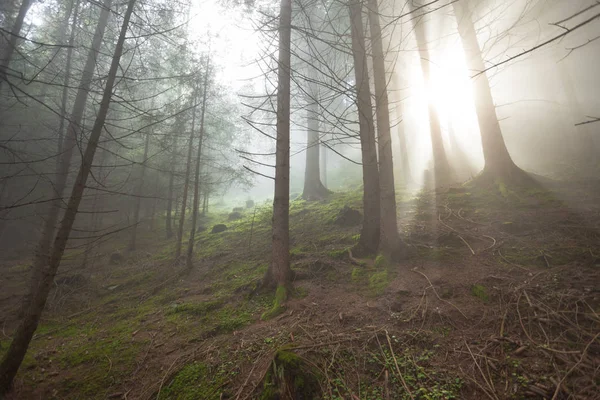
[1,177,599,399]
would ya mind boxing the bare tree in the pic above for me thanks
[368,0,406,258]
[408,0,453,185]
[175,95,199,259]
[452,0,527,184]
[0,0,137,392]
[0,0,33,90]
[302,77,329,200]
[349,0,380,256]
[129,124,152,251]
[186,55,210,270]
[262,0,293,295]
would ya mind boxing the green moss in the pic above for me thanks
[496,179,509,198]
[260,347,320,399]
[261,285,287,320]
[471,284,489,303]
[368,270,390,296]
[169,300,224,316]
[160,361,227,400]
[327,248,348,259]
[374,254,389,269]
[351,267,366,282]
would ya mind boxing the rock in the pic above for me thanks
[196,225,207,233]
[211,224,227,234]
[246,199,255,208]
[228,212,242,221]
[333,206,362,227]
[109,252,123,264]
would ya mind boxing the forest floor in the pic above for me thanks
[1,176,599,399]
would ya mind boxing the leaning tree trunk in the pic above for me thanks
[263,0,293,290]
[129,128,151,251]
[0,0,33,91]
[367,0,406,259]
[302,83,329,200]
[186,56,210,270]
[0,0,136,392]
[349,0,380,256]
[175,99,198,259]
[20,0,112,318]
[452,0,525,183]
[81,148,107,269]
[408,1,453,186]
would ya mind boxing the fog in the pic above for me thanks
[0,0,599,397]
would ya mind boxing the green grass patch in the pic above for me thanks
[470,284,489,303]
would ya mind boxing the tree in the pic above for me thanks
[262,0,293,297]
[0,0,137,392]
[302,79,330,200]
[407,0,453,186]
[367,0,406,258]
[0,0,33,91]
[186,55,210,270]
[349,0,380,256]
[452,0,528,184]
[175,94,199,260]
[129,122,152,251]
[19,0,113,322]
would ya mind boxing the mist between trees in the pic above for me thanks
[0,0,599,398]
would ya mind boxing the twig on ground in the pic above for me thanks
[412,268,468,320]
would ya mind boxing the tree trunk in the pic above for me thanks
[452,1,525,184]
[165,135,177,239]
[81,148,107,269]
[19,0,112,319]
[202,190,208,215]
[0,0,135,392]
[367,0,406,258]
[186,57,210,270]
[408,1,452,186]
[349,0,380,256]
[175,99,198,259]
[302,85,329,200]
[389,72,413,185]
[129,128,151,251]
[263,0,293,290]
[0,0,33,91]
[54,0,80,151]
[320,139,327,187]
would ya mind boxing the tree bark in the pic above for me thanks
[0,0,136,392]
[0,0,33,91]
[263,0,293,289]
[186,56,210,270]
[175,98,198,259]
[408,1,452,185]
[367,0,406,258]
[349,0,380,256]
[129,128,151,251]
[452,0,525,183]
